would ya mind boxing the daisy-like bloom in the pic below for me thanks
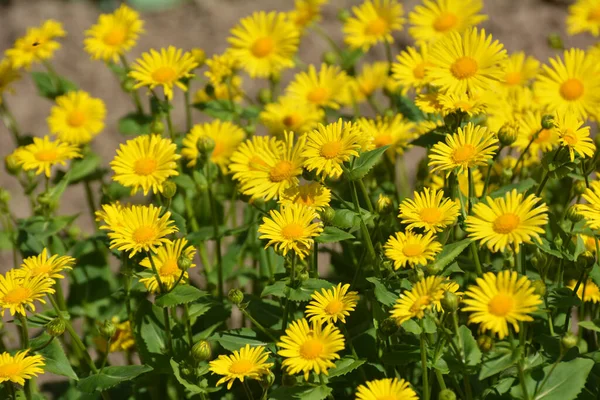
[355,378,419,400]
[16,248,74,280]
[104,204,177,258]
[414,92,444,114]
[579,181,600,231]
[579,234,598,253]
[390,275,446,324]
[346,62,391,104]
[0,270,55,316]
[210,344,273,389]
[204,52,240,85]
[377,194,393,213]
[305,283,359,324]
[129,46,198,100]
[280,182,331,211]
[288,0,327,30]
[285,64,350,109]
[96,202,125,230]
[463,271,542,339]
[227,11,300,78]
[278,318,345,380]
[194,76,244,103]
[181,121,245,171]
[139,238,196,293]
[343,0,405,51]
[84,4,144,62]
[0,351,45,386]
[384,231,442,270]
[303,119,362,179]
[5,20,66,70]
[0,59,21,101]
[47,91,106,145]
[553,112,596,162]
[428,122,499,175]
[535,49,600,119]
[392,45,431,94]
[111,135,180,196]
[229,135,283,182]
[427,169,485,198]
[399,188,460,233]
[13,136,81,178]
[408,0,487,44]
[260,96,324,136]
[514,110,558,157]
[567,279,600,303]
[258,203,323,259]
[567,0,600,36]
[357,115,416,155]
[500,52,540,90]
[466,189,549,253]
[428,28,506,95]
[437,92,487,116]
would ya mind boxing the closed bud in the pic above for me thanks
[319,206,336,226]
[553,235,563,248]
[501,168,513,183]
[573,180,588,195]
[531,250,547,270]
[228,288,244,305]
[150,119,165,135]
[245,123,256,135]
[99,320,116,339]
[121,77,136,93]
[0,188,10,206]
[379,317,399,337]
[376,194,393,214]
[498,126,517,146]
[383,109,395,119]
[204,83,215,98]
[46,318,66,337]
[67,226,82,240]
[257,88,272,104]
[178,255,193,272]
[191,48,206,67]
[194,173,208,193]
[161,181,177,199]
[547,33,564,50]
[37,192,52,206]
[441,291,459,312]
[439,389,457,400]
[443,113,457,129]
[561,332,578,350]
[577,251,595,269]
[337,9,351,22]
[269,72,281,84]
[5,153,21,175]
[197,136,215,155]
[260,371,275,389]
[566,205,583,223]
[191,340,212,361]
[532,280,546,296]
[322,51,338,66]
[477,335,494,353]
[541,115,555,130]
[298,271,309,282]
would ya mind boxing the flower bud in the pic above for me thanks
[383,109,395,119]
[99,320,116,339]
[498,126,517,146]
[337,9,351,22]
[547,33,564,50]
[37,192,52,206]
[4,153,21,175]
[269,72,281,84]
[541,115,555,130]
[260,371,275,389]
[319,206,336,226]
[150,119,165,135]
[573,180,588,196]
[46,318,66,337]
[379,317,399,337]
[204,83,215,98]
[244,123,256,135]
[161,181,177,199]
[553,235,563,248]
[438,389,457,400]
[425,262,442,276]
[477,335,494,353]
[441,291,459,312]
[121,77,136,93]
[566,205,583,223]
[322,51,338,66]
[561,332,578,350]
[178,255,193,272]
[191,340,212,362]
[501,168,513,183]
[0,188,10,206]
[191,48,206,67]
[194,173,208,193]
[376,194,393,214]
[67,226,82,240]
[577,251,595,269]
[531,280,546,297]
[228,288,244,305]
[197,136,215,155]
[257,88,272,104]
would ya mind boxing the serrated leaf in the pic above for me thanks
[328,357,366,378]
[289,279,334,302]
[410,130,446,148]
[457,326,481,367]
[211,328,268,351]
[489,178,536,199]
[77,365,152,393]
[429,239,472,272]
[346,146,390,181]
[30,332,78,380]
[170,359,206,394]
[261,280,287,298]
[479,342,516,380]
[315,226,355,243]
[31,71,77,100]
[366,277,397,306]
[155,285,207,308]
[394,94,424,122]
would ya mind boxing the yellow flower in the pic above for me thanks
[278,318,345,380]
[357,114,416,155]
[305,283,359,324]
[377,194,393,213]
[5,20,66,70]
[579,234,598,253]
[95,317,135,353]
[463,271,542,339]
[567,279,600,303]
[500,52,539,90]
[13,136,81,178]
[210,345,273,389]
[390,275,446,324]
[260,96,324,136]
[0,59,21,101]
[428,122,498,175]
[285,63,350,109]
[204,52,239,85]
[346,62,391,103]
[139,238,196,293]
[181,121,245,171]
[414,92,444,114]
[280,182,332,211]
[466,189,548,253]
[129,46,198,100]
[111,135,180,196]
[343,0,405,51]
[553,112,596,162]
[96,202,125,230]
[16,248,74,281]
[384,231,442,270]
[229,136,283,183]
[84,4,144,62]
[303,119,362,179]
[103,204,177,258]
[408,0,487,44]
[534,48,600,119]
[356,378,419,400]
[392,45,431,94]
[427,169,485,198]
[437,92,487,116]
[258,203,323,260]
[47,91,106,145]
[567,0,600,36]
[399,188,459,233]
[0,351,45,386]
[428,28,506,95]
[288,0,327,29]
[0,270,55,316]
[194,76,244,103]
[514,110,558,157]
[227,11,299,78]
[579,181,600,232]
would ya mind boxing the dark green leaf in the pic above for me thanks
[479,342,518,380]
[31,71,77,100]
[340,48,364,71]
[118,113,153,136]
[170,359,207,394]
[77,365,153,393]
[315,226,355,243]
[410,129,445,148]
[30,332,78,380]
[328,357,366,378]
[346,146,390,181]
[489,178,536,198]
[394,94,424,122]
[212,328,268,351]
[289,279,334,302]
[155,285,207,308]
[269,385,332,400]
[366,277,397,306]
[430,239,472,272]
[457,326,481,367]
[578,320,600,332]
[261,280,287,298]
[193,100,239,121]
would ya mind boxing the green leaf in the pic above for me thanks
[134,300,169,371]
[212,328,268,351]
[394,94,424,122]
[269,385,332,400]
[118,113,153,136]
[340,48,364,71]
[261,280,287,298]
[64,153,102,183]
[578,320,600,332]
[429,239,472,272]
[479,342,517,380]
[30,71,77,100]
[489,178,536,199]
[170,211,187,235]
[289,279,334,302]
[381,344,421,365]
[410,130,445,148]
[77,365,153,393]
[30,332,78,380]
[194,100,240,121]
[366,277,397,306]
[346,146,390,181]
[154,285,207,308]
[315,226,355,243]
[456,326,481,367]
[328,357,366,378]
[170,359,207,394]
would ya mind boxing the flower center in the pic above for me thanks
[283,113,302,128]
[35,149,58,162]
[0,362,22,379]
[152,66,177,83]
[562,129,578,146]
[559,78,584,101]
[281,222,304,240]
[269,160,294,182]
[413,62,427,79]
[534,129,551,143]
[374,134,393,147]
[587,6,600,21]
[488,293,514,316]
[320,141,343,159]
[410,295,430,313]
[452,144,476,163]
[251,37,275,58]
[419,207,442,224]
[504,71,522,86]
[433,12,458,32]
[450,57,479,79]
[403,243,424,257]
[67,110,87,127]
[365,17,388,35]
[492,213,520,234]
[103,27,127,46]
[3,287,32,304]
[325,299,344,315]
[307,87,330,104]
[300,338,324,360]
[133,225,158,244]
[134,158,158,176]
[228,359,254,374]
[160,259,179,277]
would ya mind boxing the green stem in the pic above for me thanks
[147,252,166,293]
[184,89,192,133]
[467,168,474,214]
[240,308,278,343]
[582,159,590,188]
[206,167,224,300]
[350,181,379,276]
[84,181,98,228]
[357,179,374,213]
[54,281,67,311]
[435,370,447,391]
[0,99,22,145]
[281,254,297,332]
[384,39,393,72]
[509,330,530,400]
[311,242,319,279]
[122,254,133,328]
[535,172,550,197]
[470,243,483,277]
[420,328,430,400]
[242,381,255,400]
[162,307,174,355]
[513,129,541,179]
[18,314,32,399]
[183,303,194,347]
[397,155,410,200]
[119,55,144,114]
[99,338,111,373]
[340,324,367,381]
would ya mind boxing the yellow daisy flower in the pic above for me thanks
[356,378,419,400]
[567,279,600,303]
[0,270,55,316]
[0,351,45,386]
[258,203,323,260]
[579,181,600,231]
[384,231,442,270]
[13,135,81,178]
[534,48,600,119]
[229,136,283,183]
[428,28,506,95]
[0,59,21,101]
[357,114,416,155]
[285,63,350,109]
[194,76,244,103]
[553,112,596,162]
[227,11,300,78]
[209,344,273,389]
[346,62,391,104]
[47,90,106,145]
[280,182,332,211]
[427,169,485,198]
[399,188,460,233]
[514,110,558,157]
[305,283,359,324]
[343,0,405,51]
[392,45,431,94]
[428,122,499,175]
[96,202,125,230]
[83,4,144,62]
[16,248,74,281]
[129,46,198,100]
[288,0,327,29]
[5,20,66,70]
[579,234,598,253]
[466,189,549,253]
[204,52,240,85]
[567,0,600,36]
[181,121,245,171]
[260,96,324,136]
[390,275,446,324]
[139,238,196,293]
[408,0,487,44]
[500,52,540,90]
[111,135,180,196]
[278,318,345,380]
[437,92,487,116]
[414,92,444,114]
[463,270,542,339]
